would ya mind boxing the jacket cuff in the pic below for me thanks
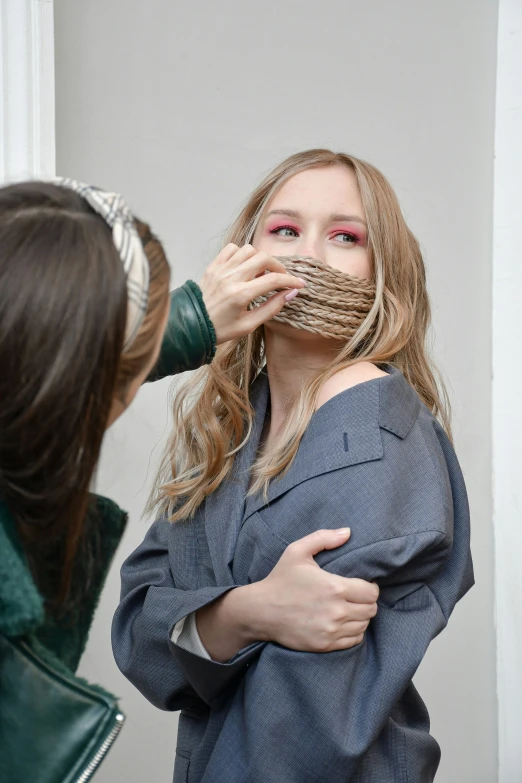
[147,283,216,381]
[184,280,217,363]
[170,639,265,708]
[167,589,265,708]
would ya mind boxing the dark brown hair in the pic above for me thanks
[0,182,170,612]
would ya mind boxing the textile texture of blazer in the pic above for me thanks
[112,366,474,783]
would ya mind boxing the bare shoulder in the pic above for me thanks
[315,362,388,411]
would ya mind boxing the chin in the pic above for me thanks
[265,320,312,340]
[264,319,344,346]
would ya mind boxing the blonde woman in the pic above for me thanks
[113,150,473,783]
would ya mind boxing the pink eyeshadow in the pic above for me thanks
[330,225,366,243]
[265,220,300,233]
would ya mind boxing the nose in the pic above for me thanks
[298,235,324,264]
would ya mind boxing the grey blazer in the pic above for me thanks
[112,367,473,783]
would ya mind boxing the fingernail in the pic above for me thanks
[297,278,307,286]
[337,528,351,536]
[284,288,299,302]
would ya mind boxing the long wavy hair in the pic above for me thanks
[152,149,450,521]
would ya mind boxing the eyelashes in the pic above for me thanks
[269,225,299,237]
[268,225,361,245]
[331,231,360,244]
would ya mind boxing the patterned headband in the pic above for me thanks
[54,178,150,350]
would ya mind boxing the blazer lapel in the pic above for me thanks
[205,373,269,585]
[244,377,385,519]
[206,366,420,578]
[244,367,421,518]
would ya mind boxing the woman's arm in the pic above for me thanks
[147,245,306,380]
[202,539,450,783]
[146,282,214,380]
[111,519,234,711]
[196,528,377,662]
[189,429,474,782]
[112,525,379,710]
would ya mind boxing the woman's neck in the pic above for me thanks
[263,326,339,442]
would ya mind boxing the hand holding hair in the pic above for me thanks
[198,243,306,344]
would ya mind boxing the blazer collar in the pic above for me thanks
[205,365,421,577]
[378,365,421,439]
[245,365,421,516]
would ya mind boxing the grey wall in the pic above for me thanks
[54,2,498,781]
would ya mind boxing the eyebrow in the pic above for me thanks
[266,209,367,227]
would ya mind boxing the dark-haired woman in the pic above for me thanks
[0,179,379,782]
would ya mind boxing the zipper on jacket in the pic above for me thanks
[74,712,125,783]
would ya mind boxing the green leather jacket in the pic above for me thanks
[149,280,216,380]
[0,281,216,778]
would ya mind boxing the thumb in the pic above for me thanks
[242,288,295,332]
[289,528,351,560]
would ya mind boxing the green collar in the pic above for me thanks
[0,494,128,647]
[0,500,44,637]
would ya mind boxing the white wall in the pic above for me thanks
[493,2,522,781]
[54,2,499,781]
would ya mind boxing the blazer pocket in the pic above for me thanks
[235,512,289,584]
[378,582,435,611]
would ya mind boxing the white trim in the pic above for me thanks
[30,0,55,178]
[493,1,522,780]
[0,0,55,182]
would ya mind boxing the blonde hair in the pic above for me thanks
[151,149,450,521]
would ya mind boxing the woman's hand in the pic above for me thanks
[199,243,306,344]
[196,528,379,662]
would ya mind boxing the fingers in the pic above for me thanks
[331,633,366,651]
[237,252,300,281]
[315,621,369,653]
[238,285,299,331]
[336,577,380,604]
[211,243,241,266]
[341,619,370,637]
[240,284,307,331]
[207,242,267,271]
[206,246,305,315]
[285,528,352,560]
[219,246,305,292]
[222,244,258,268]
[236,290,288,333]
[244,271,306,302]
[336,599,377,622]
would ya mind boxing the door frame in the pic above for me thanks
[0,0,55,181]
[493,1,522,780]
